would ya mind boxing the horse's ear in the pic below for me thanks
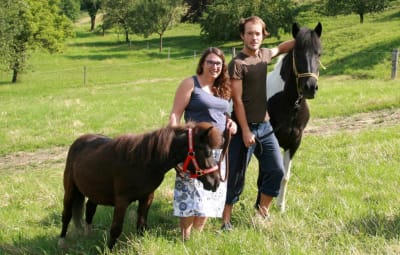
[292,23,300,38]
[315,22,322,37]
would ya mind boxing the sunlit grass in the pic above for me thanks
[0,3,400,254]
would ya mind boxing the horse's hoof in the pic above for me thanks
[84,223,92,236]
[58,238,67,250]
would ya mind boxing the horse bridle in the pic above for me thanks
[176,127,219,178]
[292,50,320,96]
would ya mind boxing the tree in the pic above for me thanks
[200,0,297,42]
[60,0,81,22]
[131,0,187,52]
[0,0,73,83]
[81,0,102,31]
[182,0,213,22]
[102,0,137,42]
[324,0,393,23]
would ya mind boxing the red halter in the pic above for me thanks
[177,128,219,178]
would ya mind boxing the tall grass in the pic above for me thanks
[0,4,399,255]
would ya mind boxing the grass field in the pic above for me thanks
[0,3,400,255]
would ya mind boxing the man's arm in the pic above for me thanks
[231,79,255,147]
[270,39,295,58]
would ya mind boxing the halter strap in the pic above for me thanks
[178,127,218,178]
[292,50,319,95]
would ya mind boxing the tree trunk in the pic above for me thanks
[12,68,18,83]
[159,33,163,52]
[90,14,96,31]
[359,13,364,24]
[125,30,129,43]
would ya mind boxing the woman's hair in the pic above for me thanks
[196,47,231,100]
[239,16,269,39]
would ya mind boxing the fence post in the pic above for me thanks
[392,48,399,79]
[83,66,87,86]
[232,47,236,58]
[194,50,196,59]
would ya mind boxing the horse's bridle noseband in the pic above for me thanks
[292,50,320,96]
[176,128,218,178]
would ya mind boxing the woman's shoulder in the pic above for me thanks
[179,76,196,88]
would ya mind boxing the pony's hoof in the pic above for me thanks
[84,223,92,236]
[58,238,67,250]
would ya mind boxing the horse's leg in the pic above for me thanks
[84,199,97,236]
[108,201,129,250]
[137,192,154,234]
[277,150,292,213]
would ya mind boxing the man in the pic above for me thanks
[222,16,295,230]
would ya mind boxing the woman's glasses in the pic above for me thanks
[205,60,223,67]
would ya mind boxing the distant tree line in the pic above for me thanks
[0,0,395,83]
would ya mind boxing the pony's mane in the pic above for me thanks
[112,124,192,165]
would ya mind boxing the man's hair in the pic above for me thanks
[239,16,269,39]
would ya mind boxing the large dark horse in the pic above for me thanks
[267,22,322,212]
[58,122,222,250]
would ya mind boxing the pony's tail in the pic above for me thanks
[72,193,85,229]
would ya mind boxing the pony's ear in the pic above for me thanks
[315,22,322,37]
[292,23,300,38]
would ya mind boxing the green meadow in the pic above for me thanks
[0,4,400,255]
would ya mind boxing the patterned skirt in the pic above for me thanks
[173,149,226,218]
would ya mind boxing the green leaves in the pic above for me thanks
[0,0,73,82]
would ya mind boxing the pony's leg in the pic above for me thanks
[108,202,129,250]
[137,192,154,234]
[84,199,97,235]
[277,150,292,213]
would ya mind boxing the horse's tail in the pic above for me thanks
[71,192,84,229]
[64,137,87,230]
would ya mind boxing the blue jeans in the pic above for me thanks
[225,121,284,205]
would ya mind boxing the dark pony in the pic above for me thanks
[267,22,322,212]
[58,122,222,250]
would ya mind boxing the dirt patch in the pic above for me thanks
[0,108,399,170]
[0,146,67,171]
[305,108,400,135]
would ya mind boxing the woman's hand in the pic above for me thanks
[226,118,237,135]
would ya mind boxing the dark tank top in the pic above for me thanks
[184,76,229,132]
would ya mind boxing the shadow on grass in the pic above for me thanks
[64,33,233,61]
[0,80,12,86]
[346,213,400,240]
[323,37,400,78]
[1,199,177,255]
[376,9,400,22]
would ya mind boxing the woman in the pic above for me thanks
[169,47,237,240]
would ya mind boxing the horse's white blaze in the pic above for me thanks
[277,150,292,213]
[267,54,286,101]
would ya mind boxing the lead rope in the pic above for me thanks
[218,114,231,182]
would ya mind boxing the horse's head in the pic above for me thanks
[291,22,322,99]
[176,122,222,192]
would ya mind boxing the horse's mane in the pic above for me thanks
[112,123,194,165]
[295,27,321,51]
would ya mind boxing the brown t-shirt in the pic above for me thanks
[228,48,273,123]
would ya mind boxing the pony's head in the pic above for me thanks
[175,122,222,192]
[292,22,322,99]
